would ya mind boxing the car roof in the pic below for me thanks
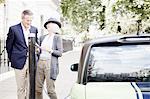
[84,34,150,46]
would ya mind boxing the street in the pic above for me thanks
[56,50,81,99]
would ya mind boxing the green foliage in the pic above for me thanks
[0,0,4,4]
[112,0,150,21]
[61,0,105,32]
[145,27,150,33]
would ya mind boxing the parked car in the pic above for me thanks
[66,35,150,99]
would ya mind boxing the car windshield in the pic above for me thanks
[87,45,150,82]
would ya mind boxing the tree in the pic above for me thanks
[113,0,150,20]
[61,0,105,32]
[112,0,150,33]
[0,0,4,4]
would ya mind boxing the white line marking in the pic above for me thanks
[132,82,143,99]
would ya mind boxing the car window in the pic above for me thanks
[87,45,150,82]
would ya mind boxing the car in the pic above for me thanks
[66,35,150,99]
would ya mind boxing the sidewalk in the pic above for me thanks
[0,46,82,99]
[0,74,17,99]
[0,71,50,99]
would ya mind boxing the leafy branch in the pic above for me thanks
[61,0,105,32]
[112,0,150,21]
[0,0,4,4]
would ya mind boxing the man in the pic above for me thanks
[6,10,38,99]
[35,18,63,99]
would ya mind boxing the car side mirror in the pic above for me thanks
[70,63,78,71]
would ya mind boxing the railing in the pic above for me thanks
[0,39,10,74]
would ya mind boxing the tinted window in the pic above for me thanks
[87,45,150,82]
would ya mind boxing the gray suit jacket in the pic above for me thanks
[39,34,63,80]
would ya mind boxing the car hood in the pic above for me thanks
[86,82,150,99]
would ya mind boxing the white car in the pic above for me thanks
[67,35,150,99]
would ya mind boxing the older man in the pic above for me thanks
[35,18,63,99]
